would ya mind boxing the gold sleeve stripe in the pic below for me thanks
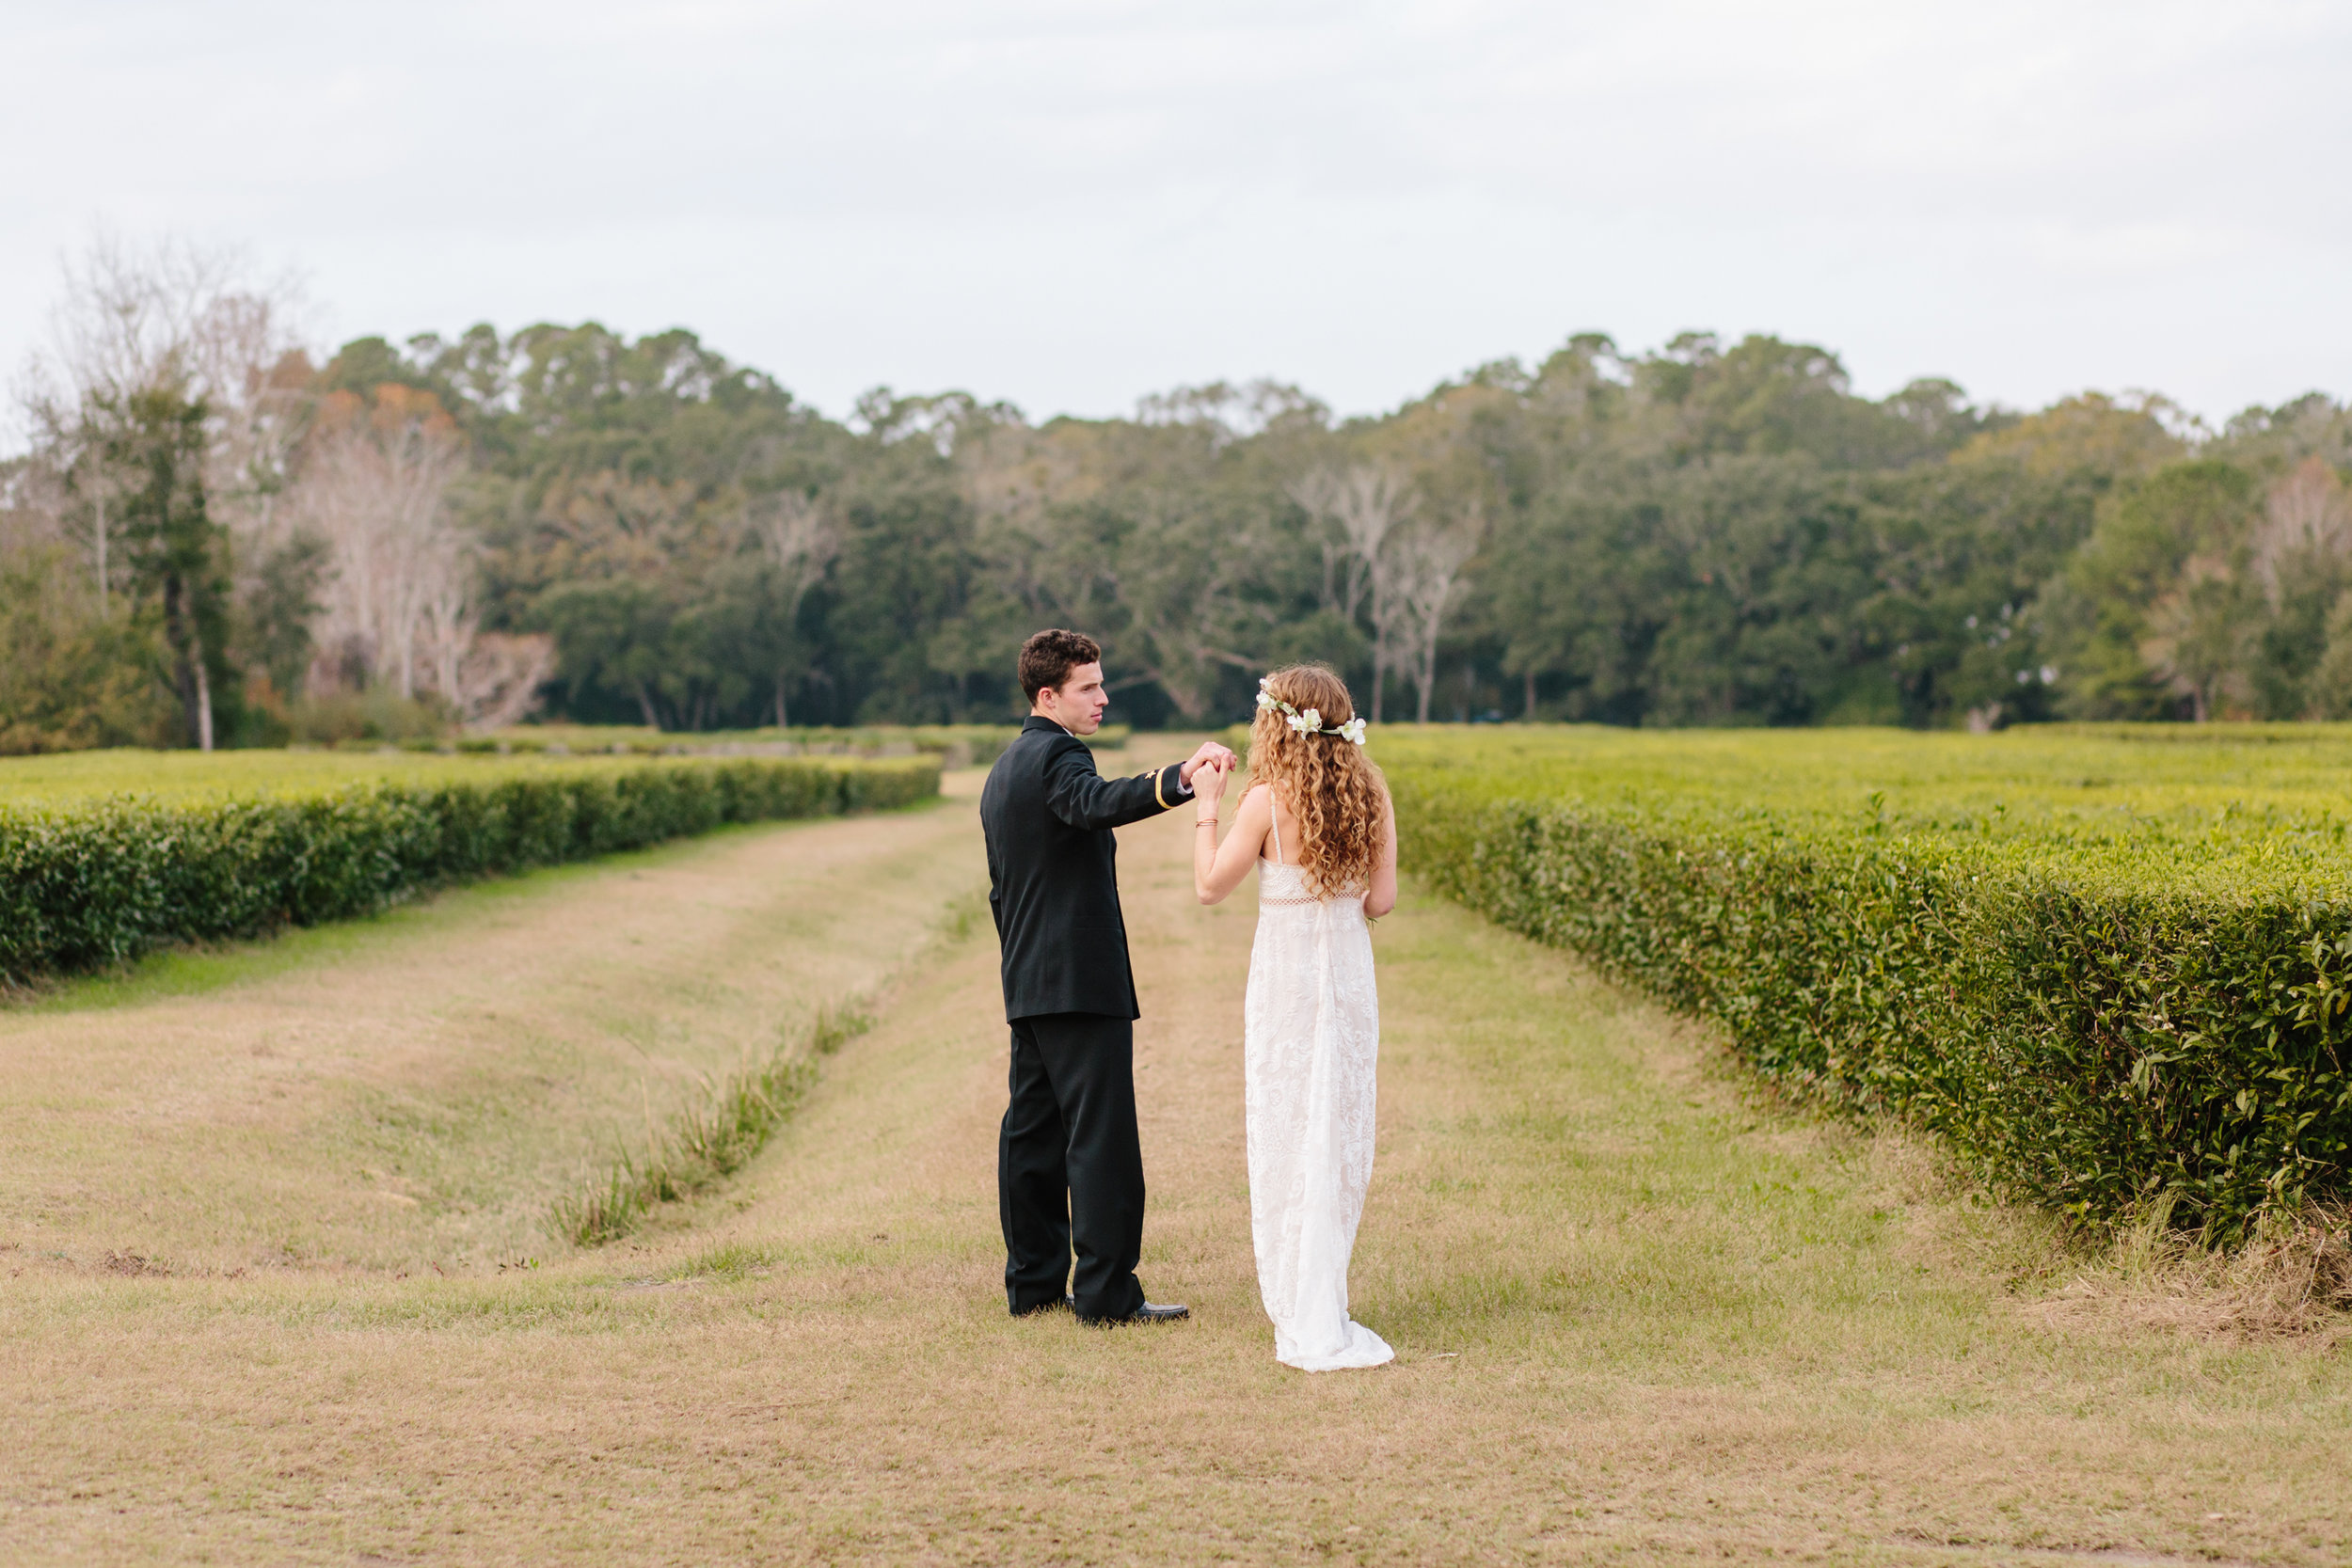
[1152,768,1169,811]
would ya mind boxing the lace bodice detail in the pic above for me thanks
[1255,859,1343,907]
[1255,804,1367,909]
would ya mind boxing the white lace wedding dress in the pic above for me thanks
[1245,811,1394,1371]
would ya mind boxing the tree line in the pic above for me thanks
[4,240,2349,752]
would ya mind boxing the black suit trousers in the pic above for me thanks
[997,1011,1147,1321]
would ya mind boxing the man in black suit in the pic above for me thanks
[981,628,1236,1324]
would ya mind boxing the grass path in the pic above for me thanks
[2,753,2348,1563]
[0,791,986,1273]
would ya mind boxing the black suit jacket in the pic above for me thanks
[981,717,1187,1022]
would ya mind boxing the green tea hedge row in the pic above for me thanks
[453,722,1131,768]
[0,755,939,984]
[1394,783,2352,1238]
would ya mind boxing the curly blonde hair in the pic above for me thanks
[1249,664,1386,897]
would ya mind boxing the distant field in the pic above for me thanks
[1374,721,2352,897]
[0,723,1125,806]
[473,721,1129,761]
[1375,719,2352,796]
[0,747,641,807]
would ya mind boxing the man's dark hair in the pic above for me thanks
[1018,628,1102,703]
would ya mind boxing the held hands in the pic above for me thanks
[1187,754,1234,823]
[1178,740,1238,803]
[1187,748,1238,903]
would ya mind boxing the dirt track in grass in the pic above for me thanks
[2,749,2348,1564]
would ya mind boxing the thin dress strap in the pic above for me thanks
[1267,791,1283,865]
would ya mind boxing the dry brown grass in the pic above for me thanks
[2023,1208,2352,1345]
[3,747,2350,1564]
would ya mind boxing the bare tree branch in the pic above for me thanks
[1385,508,1485,723]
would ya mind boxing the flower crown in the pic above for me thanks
[1256,678,1367,745]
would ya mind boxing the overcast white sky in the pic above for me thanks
[5,0,2347,427]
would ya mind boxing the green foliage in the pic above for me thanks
[0,754,939,983]
[14,309,2347,743]
[0,546,180,753]
[2047,462,2261,721]
[2315,597,2352,720]
[234,531,328,704]
[344,332,2348,732]
[1381,725,2352,1238]
[101,382,243,748]
[281,689,451,747]
[335,324,2074,733]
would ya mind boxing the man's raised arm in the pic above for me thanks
[1042,741,1188,832]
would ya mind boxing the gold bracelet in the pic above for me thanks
[1196,817,1217,828]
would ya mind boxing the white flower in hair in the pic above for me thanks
[1257,673,1366,740]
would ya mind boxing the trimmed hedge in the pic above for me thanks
[0,755,939,983]
[1384,730,2352,1238]
[457,721,1132,768]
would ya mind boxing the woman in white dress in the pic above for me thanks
[1189,665,1399,1371]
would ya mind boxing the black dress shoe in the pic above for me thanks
[1082,1301,1189,1326]
[1011,1294,1075,1318]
